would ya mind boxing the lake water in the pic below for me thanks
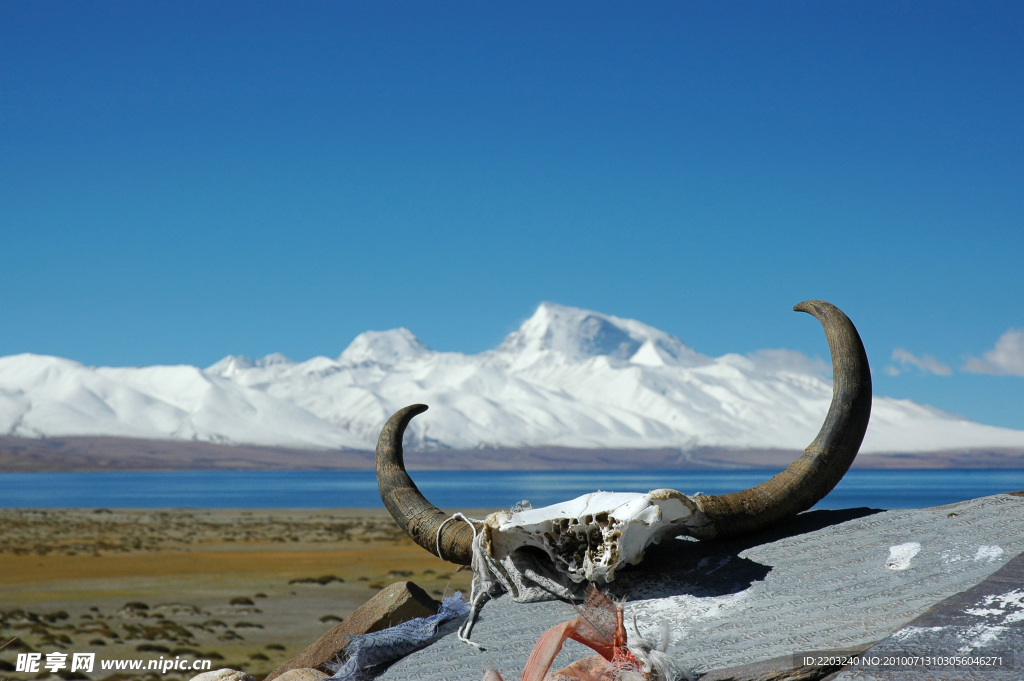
[2,469,1023,510]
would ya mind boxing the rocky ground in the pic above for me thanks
[0,509,480,681]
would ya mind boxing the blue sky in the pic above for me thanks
[1,1,1022,429]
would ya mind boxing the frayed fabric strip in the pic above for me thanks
[325,594,470,681]
[439,512,589,649]
[434,513,491,649]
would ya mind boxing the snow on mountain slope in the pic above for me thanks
[0,354,366,449]
[3,302,1024,453]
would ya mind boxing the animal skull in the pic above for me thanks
[483,490,713,583]
[375,300,872,575]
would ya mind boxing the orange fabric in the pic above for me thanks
[546,654,621,680]
[519,586,647,681]
[521,620,577,681]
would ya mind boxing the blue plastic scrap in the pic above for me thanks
[326,593,470,681]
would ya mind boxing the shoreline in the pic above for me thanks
[4,471,1024,513]
[3,435,1024,472]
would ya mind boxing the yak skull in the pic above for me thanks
[483,490,713,583]
[375,300,872,579]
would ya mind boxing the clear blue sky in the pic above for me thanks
[1,1,1022,429]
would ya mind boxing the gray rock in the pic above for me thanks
[829,540,1024,680]
[376,493,1024,681]
[189,670,254,681]
[700,649,868,681]
[266,581,440,680]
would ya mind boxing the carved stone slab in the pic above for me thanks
[377,493,1024,681]
[829,540,1024,680]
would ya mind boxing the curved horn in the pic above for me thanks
[694,300,872,538]
[376,404,476,564]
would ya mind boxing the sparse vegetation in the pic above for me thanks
[0,508,475,680]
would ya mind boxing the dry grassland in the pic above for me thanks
[0,509,480,681]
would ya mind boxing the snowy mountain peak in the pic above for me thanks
[629,339,671,367]
[4,303,1024,454]
[206,352,294,377]
[339,328,432,366]
[498,303,641,360]
[498,302,707,366]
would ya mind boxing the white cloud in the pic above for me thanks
[890,348,952,376]
[963,329,1024,377]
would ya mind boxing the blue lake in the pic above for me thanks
[1,469,1023,510]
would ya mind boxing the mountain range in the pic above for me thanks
[2,302,1024,457]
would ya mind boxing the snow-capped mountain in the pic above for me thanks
[3,302,1024,454]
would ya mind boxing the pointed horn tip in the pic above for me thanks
[378,404,429,454]
[384,403,429,428]
[793,299,830,315]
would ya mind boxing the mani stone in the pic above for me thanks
[189,670,254,681]
[379,493,1024,681]
[265,581,440,681]
[831,544,1024,680]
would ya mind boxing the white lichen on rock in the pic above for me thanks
[973,545,1004,563]
[885,542,921,570]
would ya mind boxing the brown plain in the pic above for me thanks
[0,508,482,681]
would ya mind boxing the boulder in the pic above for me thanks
[189,669,254,681]
[265,581,440,680]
